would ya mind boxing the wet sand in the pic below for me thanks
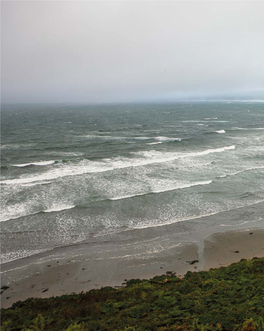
[1,228,264,309]
[1,242,199,309]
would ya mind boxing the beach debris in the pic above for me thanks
[187,260,199,265]
[1,286,9,292]
[166,271,176,276]
[42,288,49,293]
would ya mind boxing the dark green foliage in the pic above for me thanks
[1,257,264,331]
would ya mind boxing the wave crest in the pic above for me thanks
[12,160,55,167]
[109,180,212,201]
[1,145,235,185]
[215,130,226,134]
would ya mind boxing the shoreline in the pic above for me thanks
[1,227,264,309]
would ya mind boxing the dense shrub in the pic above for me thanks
[1,257,264,330]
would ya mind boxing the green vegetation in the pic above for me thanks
[1,257,264,331]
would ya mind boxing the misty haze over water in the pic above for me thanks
[1,1,264,104]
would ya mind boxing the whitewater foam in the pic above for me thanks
[155,136,182,142]
[1,204,76,223]
[0,249,48,264]
[12,160,55,167]
[134,145,235,160]
[127,200,264,232]
[81,135,151,140]
[218,165,264,178]
[215,130,226,134]
[21,181,53,187]
[182,120,229,123]
[44,205,75,213]
[109,180,212,200]
[147,137,182,145]
[1,145,236,185]
[232,127,264,131]
[48,152,84,157]
[1,209,40,223]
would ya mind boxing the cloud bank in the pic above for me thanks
[2,1,264,103]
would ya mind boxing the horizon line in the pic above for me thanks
[2,99,264,106]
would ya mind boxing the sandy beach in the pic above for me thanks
[1,227,264,309]
[203,228,264,270]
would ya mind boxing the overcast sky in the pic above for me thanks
[1,1,264,103]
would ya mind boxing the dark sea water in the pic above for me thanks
[1,102,264,263]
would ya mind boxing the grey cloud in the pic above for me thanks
[1,1,264,103]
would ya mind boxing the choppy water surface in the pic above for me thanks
[1,102,264,263]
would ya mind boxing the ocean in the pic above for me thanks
[1,102,264,264]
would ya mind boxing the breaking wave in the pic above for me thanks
[109,180,212,201]
[1,145,236,185]
[11,160,55,167]
[215,130,226,134]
